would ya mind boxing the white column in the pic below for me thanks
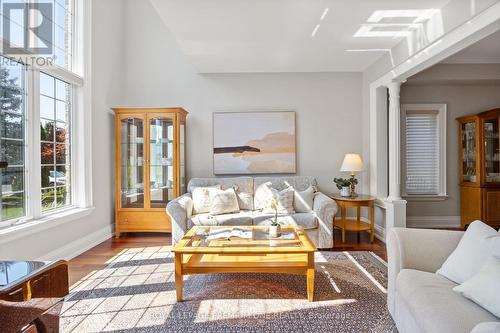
[385,81,407,231]
[387,81,402,201]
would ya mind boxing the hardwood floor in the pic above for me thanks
[68,230,386,287]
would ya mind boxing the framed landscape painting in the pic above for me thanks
[213,111,296,174]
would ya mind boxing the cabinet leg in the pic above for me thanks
[115,232,121,239]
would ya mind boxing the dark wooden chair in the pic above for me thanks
[0,298,64,333]
[0,261,69,333]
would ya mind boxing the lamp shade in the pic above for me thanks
[340,153,364,172]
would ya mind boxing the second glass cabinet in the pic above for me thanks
[457,109,500,229]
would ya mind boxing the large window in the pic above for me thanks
[40,73,71,211]
[0,57,26,221]
[402,104,447,199]
[0,0,85,227]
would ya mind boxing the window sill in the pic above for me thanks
[0,207,95,245]
[402,195,448,201]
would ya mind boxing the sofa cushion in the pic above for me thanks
[188,177,254,210]
[254,176,317,209]
[209,188,240,215]
[396,269,499,333]
[252,212,318,230]
[188,211,253,228]
[262,186,295,214]
[293,186,314,213]
[437,220,499,284]
[454,256,500,318]
[192,185,221,214]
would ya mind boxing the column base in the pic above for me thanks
[384,198,407,232]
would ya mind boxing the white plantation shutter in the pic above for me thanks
[405,111,439,195]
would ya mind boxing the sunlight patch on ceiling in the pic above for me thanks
[354,9,444,60]
[311,7,329,37]
[354,9,443,38]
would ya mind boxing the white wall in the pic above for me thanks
[401,82,500,219]
[0,0,124,260]
[122,0,364,195]
[0,0,365,259]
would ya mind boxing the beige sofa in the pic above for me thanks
[387,228,500,333]
[167,176,338,249]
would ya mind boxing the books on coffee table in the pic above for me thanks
[206,227,252,241]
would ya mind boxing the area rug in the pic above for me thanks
[61,247,397,332]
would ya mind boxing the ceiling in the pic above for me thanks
[150,0,458,73]
[443,29,500,64]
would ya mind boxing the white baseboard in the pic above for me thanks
[370,216,460,244]
[36,225,113,261]
[407,216,461,229]
[374,224,386,242]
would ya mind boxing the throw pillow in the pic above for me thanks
[192,185,221,214]
[436,220,499,284]
[470,322,500,333]
[293,186,314,213]
[492,235,500,259]
[209,188,240,216]
[232,185,254,211]
[254,182,274,210]
[453,256,500,317]
[263,187,295,214]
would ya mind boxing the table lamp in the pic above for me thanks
[340,153,364,197]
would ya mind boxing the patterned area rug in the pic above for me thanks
[61,248,397,332]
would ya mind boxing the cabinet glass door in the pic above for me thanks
[462,122,477,183]
[149,117,174,208]
[120,117,145,208]
[484,118,500,183]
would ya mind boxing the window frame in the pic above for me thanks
[401,103,447,201]
[0,0,92,233]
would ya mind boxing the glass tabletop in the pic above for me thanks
[183,226,304,248]
[0,261,47,287]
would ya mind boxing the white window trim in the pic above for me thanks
[401,103,447,200]
[0,0,93,238]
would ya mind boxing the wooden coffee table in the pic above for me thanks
[172,226,317,302]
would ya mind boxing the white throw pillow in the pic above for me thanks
[263,187,295,214]
[192,185,221,214]
[209,188,240,216]
[437,220,499,284]
[471,322,500,333]
[453,256,500,318]
[293,186,314,213]
[254,182,274,210]
[231,185,254,211]
[492,235,500,259]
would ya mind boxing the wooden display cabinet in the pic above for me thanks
[112,107,188,237]
[457,108,500,229]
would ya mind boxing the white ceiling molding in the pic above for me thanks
[442,30,500,64]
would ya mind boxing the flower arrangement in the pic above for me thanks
[270,198,280,226]
[269,197,282,237]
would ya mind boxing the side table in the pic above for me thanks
[330,194,376,243]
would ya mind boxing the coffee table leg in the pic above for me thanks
[307,253,315,302]
[174,253,183,302]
